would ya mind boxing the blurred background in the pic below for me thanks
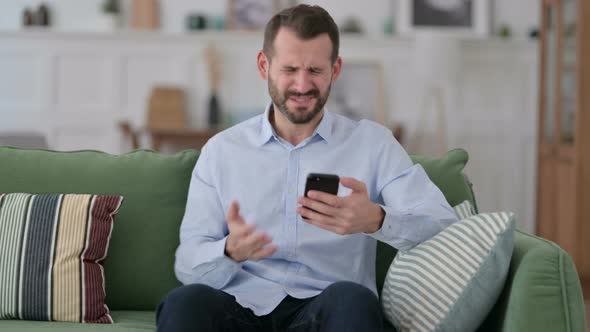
[0,0,588,296]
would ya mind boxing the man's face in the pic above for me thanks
[260,28,341,124]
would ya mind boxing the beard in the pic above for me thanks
[268,76,331,124]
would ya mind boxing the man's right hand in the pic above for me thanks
[224,201,277,262]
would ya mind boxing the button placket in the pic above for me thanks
[285,148,300,260]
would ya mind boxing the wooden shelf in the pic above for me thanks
[0,29,540,52]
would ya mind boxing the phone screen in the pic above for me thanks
[304,173,339,197]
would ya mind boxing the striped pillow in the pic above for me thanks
[381,211,515,332]
[453,200,476,219]
[0,193,123,324]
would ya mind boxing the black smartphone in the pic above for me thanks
[304,173,339,197]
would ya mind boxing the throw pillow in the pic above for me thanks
[381,210,515,332]
[377,149,477,296]
[453,200,476,219]
[0,193,123,324]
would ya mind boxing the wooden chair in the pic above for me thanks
[118,122,140,150]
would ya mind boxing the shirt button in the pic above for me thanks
[288,187,295,194]
[288,226,294,232]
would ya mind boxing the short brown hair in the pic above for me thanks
[263,4,340,64]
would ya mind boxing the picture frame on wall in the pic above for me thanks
[398,0,490,36]
[227,0,280,30]
[326,61,386,124]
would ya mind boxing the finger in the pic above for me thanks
[302,191,341,208]
[250,245,278,260]
[300,215,346,235]
[339,177,367,193]
[297,206,340,228]
[227,200,245,225]
[233,223,257,238]
[242,231,271,249]
[249,234,273,254]
[297,196,339,217]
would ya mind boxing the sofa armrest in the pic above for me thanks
[477,230,586,332]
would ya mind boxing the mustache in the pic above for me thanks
[286,89,319,98]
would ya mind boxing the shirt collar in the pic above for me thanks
[314,108,333,144]
[257,104,276,146]
[257,103,334,146]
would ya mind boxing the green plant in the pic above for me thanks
[102,0,120,14]
[498,24,512,39]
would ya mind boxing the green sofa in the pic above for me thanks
[0,147,586,331]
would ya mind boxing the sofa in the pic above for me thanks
[0,146,586,331]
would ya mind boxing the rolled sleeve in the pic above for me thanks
[369,164,458,251]
[174,141,242,288]
[367,204,452,251]
[175,235,242,288]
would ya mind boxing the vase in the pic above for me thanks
[96,13,120,32]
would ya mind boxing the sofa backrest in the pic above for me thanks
[0,147,198,311]
[0,147,475,309]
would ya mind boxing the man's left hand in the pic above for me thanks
[296,177,384,235]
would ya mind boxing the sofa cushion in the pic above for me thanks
[0,148,198,311]
[381,209,515,332]
[376,148,475,296]
[0,310,155,331]
[0,193,123,323]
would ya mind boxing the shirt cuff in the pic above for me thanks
[366,204,395,239]
[190,236,242,288]
[365,204,421,251]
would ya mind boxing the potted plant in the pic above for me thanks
[97,0,121,31]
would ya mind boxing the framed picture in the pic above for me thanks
[326,61,386,124]
[227,0,280,30]
[398,0,490,36]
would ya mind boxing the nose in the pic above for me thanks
[292,71,314,94]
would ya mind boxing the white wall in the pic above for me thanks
[0,0,540,39]
[0,30,539,234]
[0,1,542,232]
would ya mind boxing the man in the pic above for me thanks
[157,4,457,332]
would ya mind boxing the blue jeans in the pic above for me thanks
[156,281,383,332]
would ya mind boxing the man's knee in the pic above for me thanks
[324,281,378,304]
[163,283,222,306]
[157,283,226,321]
[157,284,231,331]
[315,281,383,330]
[322,282,381,315]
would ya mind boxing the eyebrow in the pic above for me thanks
[282,65,325,71]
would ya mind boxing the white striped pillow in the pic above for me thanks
[453,200,476,219]
[381,211,515,332]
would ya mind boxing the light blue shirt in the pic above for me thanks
[175,105,458,316]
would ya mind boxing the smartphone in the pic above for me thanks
[304,173,339,197]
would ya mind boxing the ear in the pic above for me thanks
[330,56,343,83]
[257,51,270,80]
